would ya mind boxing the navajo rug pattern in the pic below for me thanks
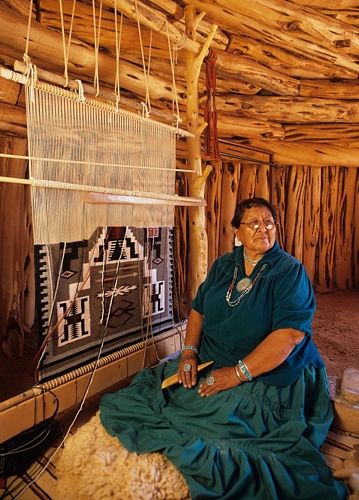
[34,226,173,381]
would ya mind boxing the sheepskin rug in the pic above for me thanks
[54,411,190,500]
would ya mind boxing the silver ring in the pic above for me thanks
[206,375,215,386]
[183,363,192,373]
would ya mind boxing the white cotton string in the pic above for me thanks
[75,79,85,102]
[134,0,151,116]
[114,1,123,110]
[59,0,77,87]
[165,20,182,131]
[24,82,187,243]
[24,0,34,60]
[92,0,103,97]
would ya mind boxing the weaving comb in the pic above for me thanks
[161,360,214,389]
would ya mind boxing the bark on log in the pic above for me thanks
[184,0,359,74]
[283,123,359,142]
[0,75,21,105]
[303,167,321,282]
[102,0,199,53]
[0,102,27,138]
[354,176,359,288]
[184,6,216,302]
[216,51,299,97]
[218,117,284,140]
[334,167,356,288]
[251,139,359,167]
[228,35,358,80]
[270,164,286,249]
[0,4,180,102]
[39,0,297,95]
[284,166,306,262]
[300,79,359,98]
[216,95,359,123]
[255,164,270,200]
[290,1,359,9]
[218,161,238,256]
[232,0,359,55]
[238,163,257,201]
[317,166,339,290]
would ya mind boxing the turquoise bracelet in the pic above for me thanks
[181,344,198,355]
[237,360,253,381]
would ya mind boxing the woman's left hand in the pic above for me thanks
[198,366,240,397]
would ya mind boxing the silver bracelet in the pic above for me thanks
[234,364,244,382]
[181,344,198,355]
[237,360,253,381]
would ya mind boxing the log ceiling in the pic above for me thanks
[1,0,359,166]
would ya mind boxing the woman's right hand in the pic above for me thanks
[178,352,198,388]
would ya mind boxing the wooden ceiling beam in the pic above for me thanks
[251,139,359,167]
[215,0,359,56]
[184,0,359,74]
[0,4,182,102]
[216,95,359,123]
[228,35,358,80]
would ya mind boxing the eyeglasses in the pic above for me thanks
[239,219,276,231]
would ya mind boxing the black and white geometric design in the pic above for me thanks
[34,226,173,381]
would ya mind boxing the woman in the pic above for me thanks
[100,197,346,499]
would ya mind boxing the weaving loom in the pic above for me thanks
[26,83,181,244]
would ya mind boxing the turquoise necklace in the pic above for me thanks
[225,263,267,307]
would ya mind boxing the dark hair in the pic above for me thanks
[231,197,276,229]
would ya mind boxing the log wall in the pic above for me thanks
[174,160,359,314]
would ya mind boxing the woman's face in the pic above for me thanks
[235,205,276,256]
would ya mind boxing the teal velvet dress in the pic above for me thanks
[100,242,347,499]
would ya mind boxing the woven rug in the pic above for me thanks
[0,445,58,499]
[34,226,174,381]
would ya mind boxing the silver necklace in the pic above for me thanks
[243,249,262,266]
[226,263,267,307]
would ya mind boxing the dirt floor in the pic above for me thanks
[0,289,358,403]
[313,289,359,382]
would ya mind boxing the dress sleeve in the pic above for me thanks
[272,260,315,335]
[191,258,220,315]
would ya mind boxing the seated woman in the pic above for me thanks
[100,197,346,499]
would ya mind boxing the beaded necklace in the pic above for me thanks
[225,263,267,307]
[243,249,262,266]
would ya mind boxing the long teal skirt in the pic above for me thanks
[100,359,347,499]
